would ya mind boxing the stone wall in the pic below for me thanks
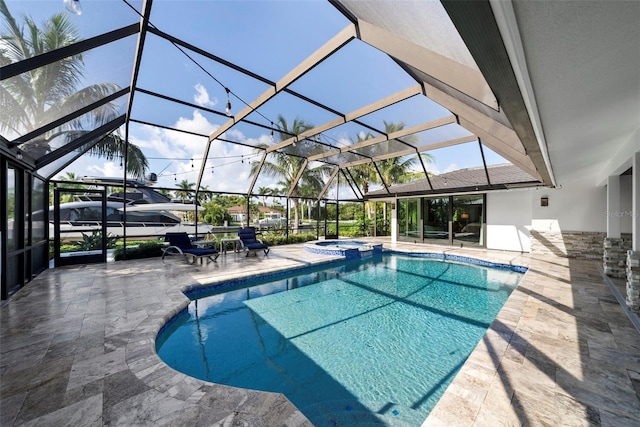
[603,234,633,278]
[530,230,606,259]
[626,251,640,314]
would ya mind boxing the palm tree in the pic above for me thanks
[348,132,377,196]
[174,179,194,203]
[373,121,433,187]
[52,171,82,203]
[198,184,212,203]
[257,186,273,207]
[58,171,79,183]
[347,132,378,219]
[297,181,322,224]
[0,0,148,177]
[250,115,330,230]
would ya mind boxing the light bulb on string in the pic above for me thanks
[241,155,244,164]
[270,122,274,141]
[174,174,177,182]
[63,0,82,15]
[225,88,232,116]
[191,158,194,168]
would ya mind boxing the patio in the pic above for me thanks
[1,241,638,426]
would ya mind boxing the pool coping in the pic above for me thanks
[182,248,528,299]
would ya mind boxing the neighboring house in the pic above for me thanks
[226,205,283,224]
[226,205,247,224]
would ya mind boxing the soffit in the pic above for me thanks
[509,0,640,183]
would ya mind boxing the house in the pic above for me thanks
[227,205,283,224]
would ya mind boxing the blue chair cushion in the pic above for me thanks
[238,228,269,252]
[184,248,218,256]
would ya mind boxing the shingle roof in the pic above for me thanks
[365,164,540,198]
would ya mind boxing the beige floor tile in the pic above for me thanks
[1,240,638,427]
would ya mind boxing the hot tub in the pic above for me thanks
[304,240,383,259]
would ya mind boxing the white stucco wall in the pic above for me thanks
[620,175,633,234]
[531,177,606,233]
[487,190,533,252]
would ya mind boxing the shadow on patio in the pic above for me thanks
[425,255,640,426]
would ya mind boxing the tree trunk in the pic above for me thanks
[293,200,299,233]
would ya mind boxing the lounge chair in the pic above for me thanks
[237,227,270,256]
[162,232,219,264]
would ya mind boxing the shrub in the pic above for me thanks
[113,241,165,261]
[260,232,317,246]
[74,231,118,251]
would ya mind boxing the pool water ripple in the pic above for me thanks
[156,254,524,426]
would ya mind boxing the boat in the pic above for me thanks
[49,176,214,241]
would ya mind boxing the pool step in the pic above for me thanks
[299,399,422,426]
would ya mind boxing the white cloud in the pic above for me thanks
[131,125,186,160]
[193,83,216,107]
[133,110,220,162]
[61,108,276,194]
[444,163,458,173]
[86,161,122,177]
[425,164,440,175]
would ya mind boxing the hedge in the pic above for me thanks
[113,241,165,261]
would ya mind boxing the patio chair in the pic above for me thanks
[162,232,219,264]
[237,227,270,256]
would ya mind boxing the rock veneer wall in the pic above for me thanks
[603,234,633,278]
[626,251,640,314]
[530,230,606,259]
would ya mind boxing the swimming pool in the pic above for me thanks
[156,253,524,426]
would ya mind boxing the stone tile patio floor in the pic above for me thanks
[1,240,638,426]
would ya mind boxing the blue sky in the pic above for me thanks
[6,0,509,196]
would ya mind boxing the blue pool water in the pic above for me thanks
[156,254,524,426]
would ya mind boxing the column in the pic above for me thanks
[391,200,397,243]
[604,175,625,277]
[607,175,621,238]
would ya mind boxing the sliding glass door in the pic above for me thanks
[397,194,485,247]
[398,198,421,241]
[423,197,450,242]
[452,194,484,246]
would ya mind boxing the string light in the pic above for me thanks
[225,87,232,116]
[191,158,194,168]
[161,154,256,181]
[121,6,284,148]
[270,122,274,141]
